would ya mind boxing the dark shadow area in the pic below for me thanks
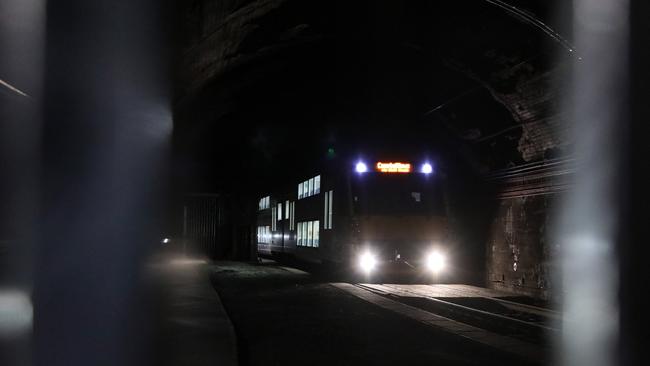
[209,260,537,366]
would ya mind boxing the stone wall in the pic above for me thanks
[485,193,562,300]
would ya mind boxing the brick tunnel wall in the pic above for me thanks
[485,194,562,300]
[475,63,571,301]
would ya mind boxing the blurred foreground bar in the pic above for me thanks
[35,1,170,365]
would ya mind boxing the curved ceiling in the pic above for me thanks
[174,0,575,190]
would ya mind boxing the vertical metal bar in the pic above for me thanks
[557,2,629,366]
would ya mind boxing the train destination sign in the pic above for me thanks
[376,162,411,173]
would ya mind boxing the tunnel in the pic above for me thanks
[1,1,649,365]
[173,0,576,300]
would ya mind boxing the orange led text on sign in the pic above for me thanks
[376,162,411,173]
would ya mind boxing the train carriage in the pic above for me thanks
[256,156,450,277]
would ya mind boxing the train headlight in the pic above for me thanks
[421,163,433,174]
[356,161,368,173]
[426,251,445,273]
[359,252,377,273]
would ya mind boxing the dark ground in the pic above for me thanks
[209,261,544,366]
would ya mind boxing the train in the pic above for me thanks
[256,156,450,278]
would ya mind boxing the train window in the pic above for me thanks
[306,221,312,247]
[324,191,334,229]
[285,200,289,219]
[258,196,270,210]
[324,192,329,228]
[271,208,276,231]
[290,202,295,230]
[257,226,270,244]
[296,220,319,247]
[352,175,444,215]
[303,222,307,246]
[297,222,301,245]
[277,203,282,221]
[298,175,321,199]
[328,190,333,229]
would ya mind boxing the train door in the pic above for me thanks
[272,200,289,255]
[279,201,285,253]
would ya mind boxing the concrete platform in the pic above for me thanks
[144,255,237,366]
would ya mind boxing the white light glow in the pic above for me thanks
[0,290,33,338]
[426,251,445,273]
[162,238,169,244]
[359,252,377,273]
[356,162,368,173]
[421,163,433,174]
[556,1,628,366]
[169,258,207,266]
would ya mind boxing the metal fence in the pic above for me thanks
[182,194,221,258]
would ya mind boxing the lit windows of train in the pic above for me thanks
[328,191,333,228]
[285,200,290,219]
[297,222,302,245]
[289,201,295,230]
[324,193,328,228]
[297,222,303,246]
[298,175,321,199]
[258,196,270,210]
[307,221,313,246]
[297,220,320,247]
[277,203,282,221]
[271,207,276,231]
[257,226,270,244]
[324,190,334,229]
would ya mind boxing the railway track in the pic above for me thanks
[356,283,557,343]
[332,282,557,362]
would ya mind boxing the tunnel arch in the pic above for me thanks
[174,0,577,298]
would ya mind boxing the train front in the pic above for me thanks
[350,160,449,279]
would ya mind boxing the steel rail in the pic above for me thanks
[356,283,558,334]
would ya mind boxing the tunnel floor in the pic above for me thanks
[209,261,550,366]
